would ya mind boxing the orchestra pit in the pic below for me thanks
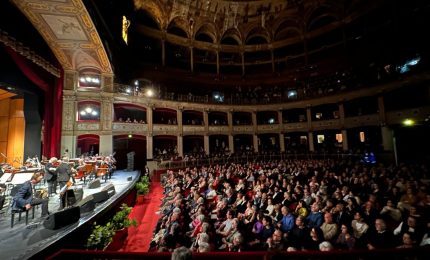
[0,0,429,260]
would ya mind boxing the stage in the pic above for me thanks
[0,170,139,260]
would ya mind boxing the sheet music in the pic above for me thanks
[0,173,11,184]
[11,173,33,185]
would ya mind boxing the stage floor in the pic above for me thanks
[0,170,139,260]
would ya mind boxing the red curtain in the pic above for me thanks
[5,45,62,157]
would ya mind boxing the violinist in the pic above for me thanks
[45,157,58,196]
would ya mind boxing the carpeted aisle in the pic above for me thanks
[122,181,163,252]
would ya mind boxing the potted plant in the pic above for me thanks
[135,176,150,204]
[86,222,116,250]
[107,203,137,251]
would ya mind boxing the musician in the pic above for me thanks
[45,157,58,196]
[12,172,49,217]
[56,157,73,210]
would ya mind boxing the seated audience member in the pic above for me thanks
[12,172,49,217]
[335,224,356,250]
[367,218,395,250]
[171,246,192,260]
[320,212,338,242]
[397,231,418,248]
[305,227,325,251]
[264,229,288,251]
[319,241,334,251]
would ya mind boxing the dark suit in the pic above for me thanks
[45,163,57,195]
[13,181,49,216]
[56,162,72,188]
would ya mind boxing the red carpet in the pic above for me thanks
[122,181,163,252]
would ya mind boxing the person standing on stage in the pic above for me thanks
[12,172,49,217]
[56,157,73,209]
[45,157,58,196]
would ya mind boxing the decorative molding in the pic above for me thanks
[257,124,280,132]
[0,29,60,77]
[153,124,179,132]
[208,126,229,132]
[183,125,205,133]
[232,126,254,132]
[76,122,100,131]
[62,100,75,131]
[112,122,148,132]
[11,0,113,73]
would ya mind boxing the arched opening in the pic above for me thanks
[113,134,146,171]
[183,135,204,155]
[77,134,99,157]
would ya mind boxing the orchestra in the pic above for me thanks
[1,153,117,217]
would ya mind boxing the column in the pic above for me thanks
[341,129,348,151]
[204,135,210,155]
[146,135,153,160]
[161,40,166,66]
[228,135,234,155]
[308,132,315,152]
[61,135,77,158]
[253,134,259,153]
[190,47,194,72]
[381,126,394,151]
[147,106,154,160]
[177,109,183,136]
[378,95,386,125]
[339,103,345,127]
[101,73,114,93]
[271,49,275,73]
[278,110,283,128]
[203,110,209,133]
[252,111,258,153]
[227,111,233,133]
[279,133,285,153]
[177,135,183,157]
[306,106,312,129]
[99,135,113,156]
[241,52,245,76]
[216,51,220,75]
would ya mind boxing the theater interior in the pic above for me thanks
[0,0,429,259]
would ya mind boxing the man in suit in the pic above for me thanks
[56,157,73,209]
[45,157,58,196]
[13,172,49,216]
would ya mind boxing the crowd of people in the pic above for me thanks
[150,158,430,253]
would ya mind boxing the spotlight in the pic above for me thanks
[128,134,132,138]
[85,77,91,82]
[126,88,131,93]
[80,111,86,115]
[403,119,415,126]
[91,110,98,116]
[146,89,154,97]
[79,77,86,83]
[134,80,139,86]
[85,107,93,113]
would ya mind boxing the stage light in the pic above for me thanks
[134,80,139,86]
[79,77,86,83]
[91,110,98,116]
[126,88,131,93]
[128,134,132,138]
[80,111,86,115]
[146,89,154,97]
[85,107,93,113]
[403,119,415,126]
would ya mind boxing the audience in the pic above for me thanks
[149,158,429,254]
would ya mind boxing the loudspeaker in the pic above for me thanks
[102,184,116,198]
[43,206,80,230]
[73,187,84,202]
[92,190,109,203]
[62,189,77,207]
[87,178,101,189]
[76,195,95,214]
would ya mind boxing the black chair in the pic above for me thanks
[11,204,35,228]
[9,184,36,228]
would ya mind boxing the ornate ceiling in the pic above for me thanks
[11,0,112,74]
